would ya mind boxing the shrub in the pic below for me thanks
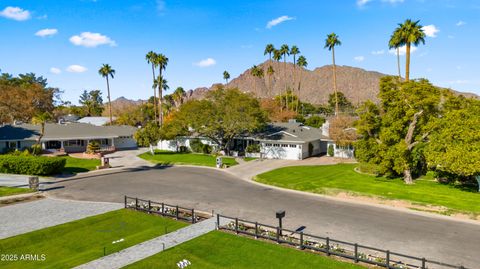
[305,116,326,128]
[178,146,189,153]
[245,144,260,153]
[190,139,211,154]
[327,144,334,157]
[0,155,66,175]
[86,141,100,154]
[31,144,42,155]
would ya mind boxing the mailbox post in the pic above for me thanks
[276,210,285,236]
[216,156,223,168]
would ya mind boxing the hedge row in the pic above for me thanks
[0,155,66,176]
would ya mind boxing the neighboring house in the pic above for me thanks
[158,121,330,160]
[77,116,116,126]
[321,120,355,159]
[0,123,137,153]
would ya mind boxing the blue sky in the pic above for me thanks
[1,0,479,104]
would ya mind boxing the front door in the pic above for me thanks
[46,141,61,149]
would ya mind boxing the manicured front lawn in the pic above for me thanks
[255,164,480,215]
[0,209,187,269]
[125,231,364,269]
[0,186,32,197]
[61,156,100,174]
[244,157,258,162]
[139,150,238,167]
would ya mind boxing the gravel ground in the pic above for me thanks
[0,197,122,239]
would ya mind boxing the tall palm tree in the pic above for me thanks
[397,19,426,81]
[146,51,158,123]
[155,54,169,125]
[223,71,230,84]
[389,29,404,78]
[98,64,115,124]
[272,49,283,110]
[250,65,264,96]
[266,65,275,96]
[290,45,300,111]
[324,33,341,116]
[264,44,275,61]
[296,55,307,113]
[279,44,290,110]
[264,44,275,97]
[172,87,186,109]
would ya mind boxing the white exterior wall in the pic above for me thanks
[261,142,303,160]
[157,137,217,152]
[327,141,355,159]
[114,137,137,149]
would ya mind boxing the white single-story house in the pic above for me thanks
[0,122,137,153]
[77,116,116,126]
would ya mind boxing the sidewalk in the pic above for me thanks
[75,218,216,269]
[0,173,54,188]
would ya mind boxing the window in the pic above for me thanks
[273,144,280,147]
[281,144,288,148]
[289,144,297,148]
[265,143,272,146]
[64,140,85,147]
[6,141,17,149]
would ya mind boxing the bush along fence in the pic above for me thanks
[216,214,468,269]
[124,196,210,224]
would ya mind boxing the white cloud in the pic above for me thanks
[422,25,439,38]
[66,65,87,73]
[35,28,58,37]
[354,56,365,62]
[69,32,117,48]
[371,50,385,55]
[389,45,417,56]
[456,21,466,26]
[0,6,31,21]
[357,0,373,6]
[449,80,469,84]
[266,15,295,29]
[193,58,216,67]
[50,67,61,74]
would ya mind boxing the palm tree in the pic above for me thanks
[389,29,404,78]
[155,54,169,125]
[272,49,283,110]
[279,44,290,110]
[223,71,230,84]
[296,55,307,113]
[324,33,341,116]
[32,112,52,154]
[397,19,426,81]
[264,44,275,61]
[250,65,264,96]
[264,44,275,97]
[290,45,300,111]
[172,87,186,109]
[266,65,275,96]
[98,64,115,124]
[146,51,158,123]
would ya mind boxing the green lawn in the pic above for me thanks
[0,209,187,269]
[255,164,480,215]
[139,150,238,167]
[244,157,258,162]
[125,231,365,269]
[0,186,32,197]
[61,156,100,174]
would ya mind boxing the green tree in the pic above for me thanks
[324,33,342,116]
[163,88,267,155]
[146,51,158,123]
[304,115,325,128]
[31,112,52,154]
[290,45,300,112]
[172,87,186,109]
[155,53,169,125]
[397,19,426,81]
[327,91,353,113]
[223,71,230,84]
[134,121,161,154]
[250,65,264,95]
[264,44,276,96]
[264,44,275,61]
[296,55,307,113]
[279,44,290,110]
[389,27,404,78]
[425,98,480,190]
[79,90,104,116]
[98,64,115,124]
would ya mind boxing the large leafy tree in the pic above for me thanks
[163,88,267,154]
[134,121,161,154]
[324,33,342,116]
[98,64,115,124]
[79,90,104,116]
[146,51,158,123]
[327,91,353,113]
[425,98,480,190]
[397,19,426,81]
[355,77,443,184]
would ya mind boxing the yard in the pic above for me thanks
[61,156,101,174]
[0,209,187,269]
[125,231,365,269]
[255,164,480,215]
[0,186,32,197]
[139,150,238,167]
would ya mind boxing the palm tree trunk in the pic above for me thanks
[158,70,163,126]
[293,56,297,112]
[405,43,411,81]
[296,72,301,113]
[284,58,288,111]
[151,64,157,123]
[332,47,339,117]
[106,76,113,124]
[396,47,401,78]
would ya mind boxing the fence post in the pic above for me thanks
[216,214,220,229]
[235,218,239,234]
[326,237,330,256]
[124,196,127,208]
[354,243,358,263]
[421,258,426,269]
[191,209,195,224]
[135,198,138,210]
[300,232,304,250]
[148,200,151,213]
[386,250,390,269]
[255,222,258,239]
[175,205,179,220]
[276,227,280,244]
[161,203,165,215]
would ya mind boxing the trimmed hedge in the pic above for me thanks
[0,155,66,176]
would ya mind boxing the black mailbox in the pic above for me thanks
[276,210,285,219]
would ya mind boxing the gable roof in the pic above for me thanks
[254,122,329,143]
[0,123,136,141]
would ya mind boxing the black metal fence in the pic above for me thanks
[217,214,468,269]
[124,196,210,224]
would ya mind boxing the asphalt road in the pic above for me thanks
[48,166,480,268]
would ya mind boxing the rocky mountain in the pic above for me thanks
[185,60,478,104]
